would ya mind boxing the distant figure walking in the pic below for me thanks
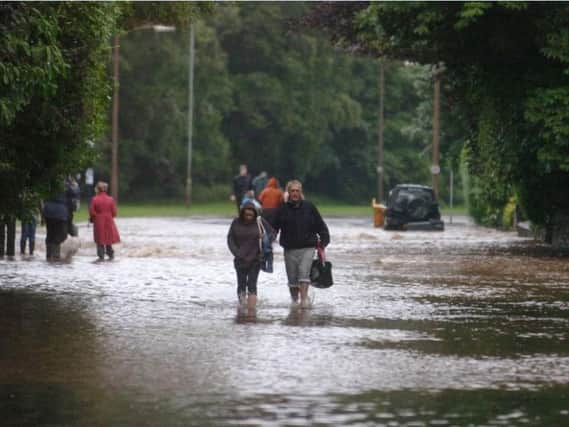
[89,181,120,261]
[20,208,39,256]
[65,175,80,236]
[230,164,252,213]
[258,177,284,225]
[252,171,268,199]
[0,213,16,260]
[227,201,273,309]
[42,192,69,261]
[271,180,330,307]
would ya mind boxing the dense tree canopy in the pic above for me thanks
[3,2,465,216]
[96,3,440,203]
[1,2,119,215]
[307,1,569,233]
[0,1,210,216]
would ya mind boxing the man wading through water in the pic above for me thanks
[271,180,330,307]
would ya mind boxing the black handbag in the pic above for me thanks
[310,244,333,288]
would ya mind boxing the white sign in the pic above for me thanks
[430,165,441,175]
[85,168,94,185]
[376,166,384,174]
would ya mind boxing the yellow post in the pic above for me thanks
[372,198,386,228]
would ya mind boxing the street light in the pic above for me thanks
[185,24,195,207]
[378,58,385,203]
[110,24,176,203]
[431,65,441,199]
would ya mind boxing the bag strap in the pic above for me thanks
[257,217,265,252]
[316,240,326,264]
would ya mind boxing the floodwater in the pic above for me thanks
[1,216,568,426]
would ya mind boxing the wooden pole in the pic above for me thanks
[378,59,385,202]
[111,34,120,203]
[432,66,441,198]
[185,25,195,207]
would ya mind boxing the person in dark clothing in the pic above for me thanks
[42,192,69,261]
[20,208,39,256]
[227,201,273,309]
[252,171,268,199]
[271,180,330,307]
[230,164,253,213]
[65,175,80,236]
[0,213,17,259]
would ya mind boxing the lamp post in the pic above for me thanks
[378,58,385,203]
[431,65,441,198]
[110,25,176,203]
[111,34,120,202]
[185,24,195,207]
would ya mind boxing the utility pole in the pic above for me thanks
[378,58,385,202]
[431,65,441,198]
[449,168,454,225]
[111,34,120,202]
[185,24,195,207]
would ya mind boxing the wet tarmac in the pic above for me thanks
[1,216,568,426]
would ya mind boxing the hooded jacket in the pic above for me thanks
[227,202,273,268]
[258,178,284,209]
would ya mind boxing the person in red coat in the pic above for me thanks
[89,181,120,261]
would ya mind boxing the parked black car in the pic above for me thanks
[384,184,444,231]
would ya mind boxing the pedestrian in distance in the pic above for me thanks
[20,207,39,256]
[258,177,284,225]
[65,175,80,237]
[89,181,120,261]
[42,191,70,261]
[252,170,268,200]
[270,180,330,308]
[230,164,253,213]
[227,200,274,310]
[0,213,17,260]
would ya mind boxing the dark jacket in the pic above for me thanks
[232,174,252,200]
[42,193,69,221]
[227,207,274,269]
[65,178,80,214]
[252,174,268,197]
[271,200,330,250]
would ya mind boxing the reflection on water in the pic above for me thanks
[1,216,568,425]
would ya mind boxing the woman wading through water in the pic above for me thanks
[227,201,274,309]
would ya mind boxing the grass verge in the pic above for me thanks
[74,201,468,220]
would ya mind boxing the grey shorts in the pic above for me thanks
[284,247,315,287]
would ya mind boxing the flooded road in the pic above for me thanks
[1,216,568,426]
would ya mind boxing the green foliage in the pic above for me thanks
[525,88,569,173]
[108,18,233,200]
[344,2,569,227]
[0,1,210,216]
[118,1,213,31]
[99,3,436,204]
[0,4,67,127]
[0,2,120,215]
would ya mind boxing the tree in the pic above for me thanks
[0,2,212,215]
[307,2,569,239]
[1,2,120,215]
[94,3,437,203]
